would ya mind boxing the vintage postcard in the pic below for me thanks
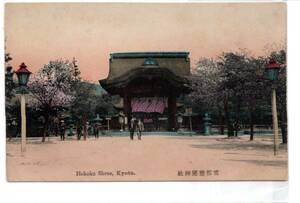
[5,2,287,181]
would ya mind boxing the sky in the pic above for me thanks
[5,3,286,83]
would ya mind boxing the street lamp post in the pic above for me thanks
[15,63,31,153]
[265,59,281,156]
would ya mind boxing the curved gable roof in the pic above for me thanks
[106,52,190,81]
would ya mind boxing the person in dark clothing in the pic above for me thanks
[53,117,59,137]
[233,121,241,137]
[129,118,136,140]
[137,119,144,140]
[94,123,99,139]
[59,120,66,141]
[77,123,83,140]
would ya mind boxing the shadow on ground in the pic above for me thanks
[6,139,57,145]
[222,159,287,168]
[190,142,287,152]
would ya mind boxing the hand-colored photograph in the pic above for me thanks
[5,2,287,181]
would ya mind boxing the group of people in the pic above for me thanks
[59,120,101,140]
[57,117,145,141]
[130,118,144,140]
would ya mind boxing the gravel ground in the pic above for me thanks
[6,135,288,181]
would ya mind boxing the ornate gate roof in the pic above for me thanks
[99,52,191,95]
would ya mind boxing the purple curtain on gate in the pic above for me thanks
[131,97,168,114]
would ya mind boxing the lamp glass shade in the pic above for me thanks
[264,68,279,81]
[16,72,31,86]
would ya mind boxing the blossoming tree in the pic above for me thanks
[28,60,75,142]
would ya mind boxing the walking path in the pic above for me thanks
[6,135,287,181]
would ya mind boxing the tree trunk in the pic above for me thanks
[223,98,232,137]
[234,97,241,137]
[280,110,287,144]
[42,115,49,142]
[249,109,254,141]
[218,106,224,135]
[76,116,88,141]
[7,127,12,141]
[83,128,87,140]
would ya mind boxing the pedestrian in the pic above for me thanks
[137,119,144,140]
[119,116,124,131]
[59,120,66,141]
[233,121,240,137]
[53,117,59,137]
[77,122,83,140]
[129,117,136,140]
[94,123,99,139]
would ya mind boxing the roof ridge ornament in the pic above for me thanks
[142,57,159,67]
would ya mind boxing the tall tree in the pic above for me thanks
[5,37,15,100]
[28,60,75,142]
[241,56,267,140]
[188,58,225,133]
[188,58,221,111]
[5,51,17,139]
[218,52,250,136]
[5,52,15,99]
